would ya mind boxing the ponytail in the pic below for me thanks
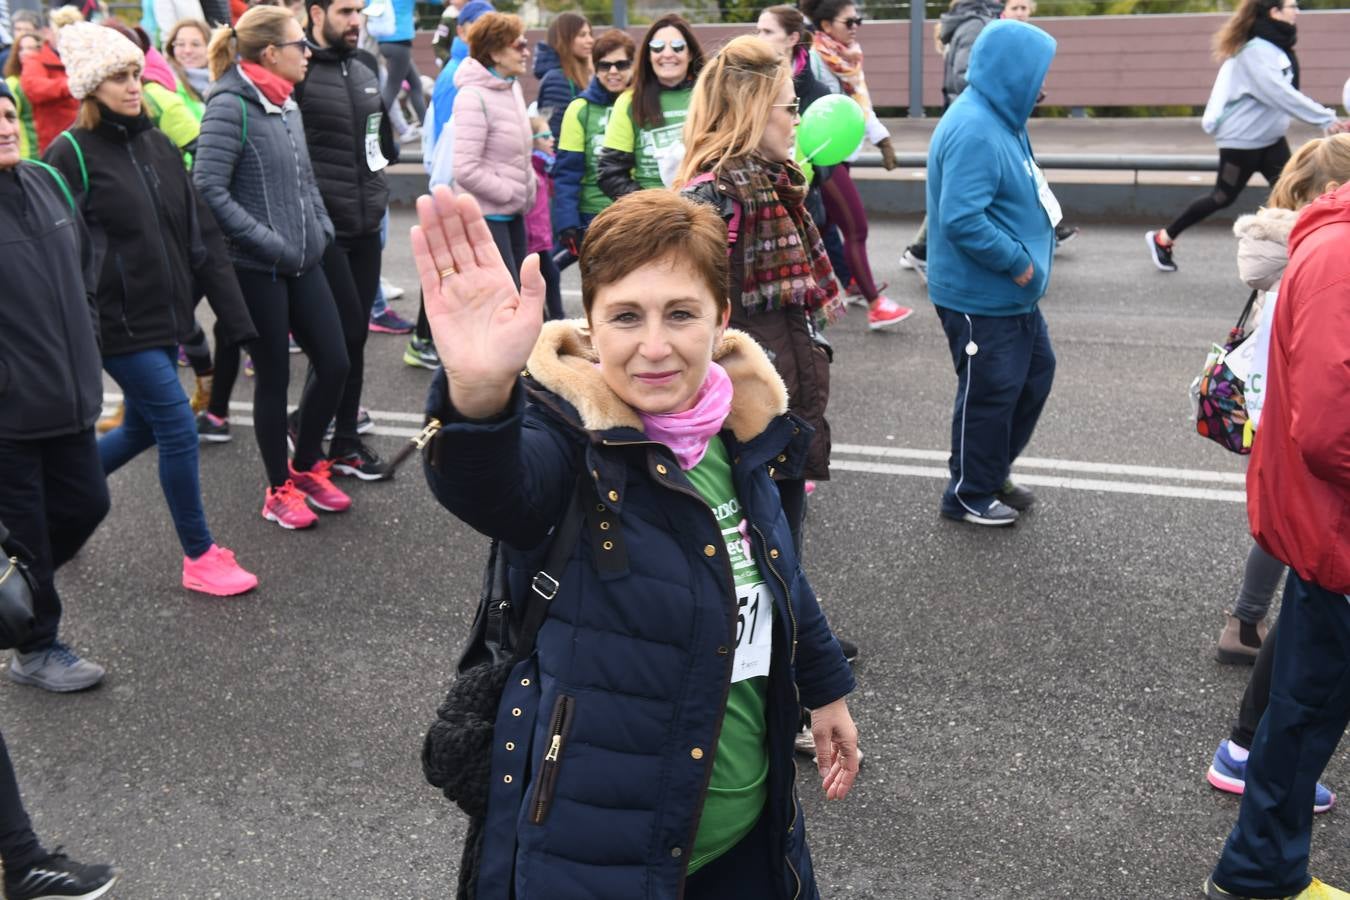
[207,6,294,81]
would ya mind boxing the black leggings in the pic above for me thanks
[208,320,241,420]
[487,216,527,286]
[0,730,44,877]
[234,265,350,487]
[1167,139,1291,240]
[314,232,381,449]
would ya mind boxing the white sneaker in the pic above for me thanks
[8,641,105,692]
[380,277,405,301]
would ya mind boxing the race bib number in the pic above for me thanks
[365,113,389,173]
[1029,160,1062,227]
[641,122,687,188]
[732,582,773,683]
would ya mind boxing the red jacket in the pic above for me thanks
[1248,182,1350,594]
[20,44,79,154]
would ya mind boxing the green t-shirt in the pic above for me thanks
[601,86,692,190]
[558,96,614,216]
[683,436,771,874]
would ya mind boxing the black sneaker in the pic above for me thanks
[4,849,117,900]
[1145,230,1177,272]
[996,480,1036,512]
[901,244,928,283]
[196,411,231,443]
[836,637,859,664]
[940,496,1020,527]
[329,441,393,481]
[1054,222,1080,246]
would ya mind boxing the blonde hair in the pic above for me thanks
[676,36,789,187]
[1267,134,1350,210]
[206,5,295,81]
[49,5,84,29]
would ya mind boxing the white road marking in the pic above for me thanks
[103,396,1248,502]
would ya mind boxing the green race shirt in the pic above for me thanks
[601,86,692,190]
[683,436,771,874]
[558,96,614,216]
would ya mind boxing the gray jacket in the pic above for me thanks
[1201,38,1336,150]
[939,0,1003,104]
[193,65,334,275]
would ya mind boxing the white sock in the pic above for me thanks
[1227,742,1250,762]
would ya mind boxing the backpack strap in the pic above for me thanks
[22,159,77,213]
[237,94,248,148]
[58,130,88,194]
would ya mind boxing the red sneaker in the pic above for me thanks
[183,544,259,596]
[289,460,352,512]
[261,480,318,529]
[867,296,914,331]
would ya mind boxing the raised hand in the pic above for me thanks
[411,187,547,419]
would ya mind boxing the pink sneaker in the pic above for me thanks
[183,544,259,596]
[867,296,914,331]
[289,460,351,512]
[262,480,318,529]
[804,480,817,496]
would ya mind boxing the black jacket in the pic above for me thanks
[295,41,396,241]
[43,108,256,358]
[0,163,102,441]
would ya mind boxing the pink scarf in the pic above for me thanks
[637,362,733,470]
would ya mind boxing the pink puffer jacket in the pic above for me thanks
[452,58,536,217]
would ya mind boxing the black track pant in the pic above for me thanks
[1167,139,1291,239]
[0,730,44,877]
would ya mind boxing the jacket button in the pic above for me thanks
[670,847,682,859]
[504,774,513,784]
[512,707,522,717]
[599,520,611,531]
[656,464,668,475]
[521,678,530,686]
[716,645,729,655]
[690,747,704,760]
[770,549,780,559]
[602,540,614,551]
[703,545,716,557]
[777,454,786,463]
[505,742,515,751]
[608,490,619,502]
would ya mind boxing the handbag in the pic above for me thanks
[422,479,587,819]
[1191,289,1259,455]
[0,556,38,651]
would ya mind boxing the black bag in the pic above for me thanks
[0,556,37,651]
[422,480,587,819]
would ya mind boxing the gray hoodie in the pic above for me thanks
[1202,37,1336,150]
[939,0,1004,103]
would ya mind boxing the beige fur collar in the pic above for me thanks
[1233,206,1299,246]
[524,320,789,442]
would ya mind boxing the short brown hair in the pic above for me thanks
[590,27,634,67]
[579,191,729,321]
[467,13,524,69]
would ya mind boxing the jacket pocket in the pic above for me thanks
[530,693,575,826]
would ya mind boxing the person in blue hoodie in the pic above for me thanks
[927,19,1058,528]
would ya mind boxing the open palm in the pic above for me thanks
[410,187,547,418]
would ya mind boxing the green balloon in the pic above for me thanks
[795,146,815,185]
[797,94,865,167]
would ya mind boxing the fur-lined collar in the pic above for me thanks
[525,320,789,443]
[1233,206,1299,246]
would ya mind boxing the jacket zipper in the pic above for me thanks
[530,693,575,825]
[282,109,307,273]
[341,57,372,237]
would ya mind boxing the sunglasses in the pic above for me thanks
[837,15,864,26]
[648,38,687,53]
[272,38,309,51]
[532,130,552,140]
[596,58,633,72]
[511,37,529,51]
[773,99,801,117]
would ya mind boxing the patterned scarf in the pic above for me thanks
[637,362,733,470]
[722,156,843,325]
[811,30,873,118]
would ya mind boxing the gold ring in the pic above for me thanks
[438,265,457,280]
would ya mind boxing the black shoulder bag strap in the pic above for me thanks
[510,476,588,663]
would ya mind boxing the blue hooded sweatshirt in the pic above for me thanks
[926,20,1057,316]
[431,37,470,150]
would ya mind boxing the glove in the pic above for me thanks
[559,227,583,258]
[877,138,897,171]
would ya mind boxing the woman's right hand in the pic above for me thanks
[411,187,546,419]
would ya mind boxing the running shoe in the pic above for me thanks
[261,481,318,530]
[176,345,190,367]
[1207,739,1336,813]
[940,496,1019,527]
[1203,876,1350,899]
[804,480,817,496]
[996,479,1036,512]
[842,278,868,308]
[289,460,351,512]
[197,411,231,443]
[1145,230,1178,272]
[404,337,440,370]
[370,309,415,334]
[95,404,124,434]
[1054,222,1080,245]
[867,296,913,331]
[288,333,301,354]
[182,544,258,596]
[355,407,374,434]
[7,641,105,692]
[330,441,393,481]
[400,124,421,144]
[189,374,212,414]
[244,354,255,377]
[4,849,117,900]
[380,277,405,301]
[902,245,928,283]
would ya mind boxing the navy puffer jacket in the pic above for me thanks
[423,322,854,899]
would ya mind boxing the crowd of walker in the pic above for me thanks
[1,0,1349,894]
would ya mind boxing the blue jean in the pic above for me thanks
[100,347,214,558]
[935,305,1056,511]
[1211,573,1350,898]
[371,210,390,318]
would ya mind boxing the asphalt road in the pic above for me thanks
[6,212,1344,900]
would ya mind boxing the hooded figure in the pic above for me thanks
[938,0,1004,105]
[925,19,1059,527]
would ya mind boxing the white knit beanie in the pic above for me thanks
[59,22,146,101]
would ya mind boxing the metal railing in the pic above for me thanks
[853,151,1217,175]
